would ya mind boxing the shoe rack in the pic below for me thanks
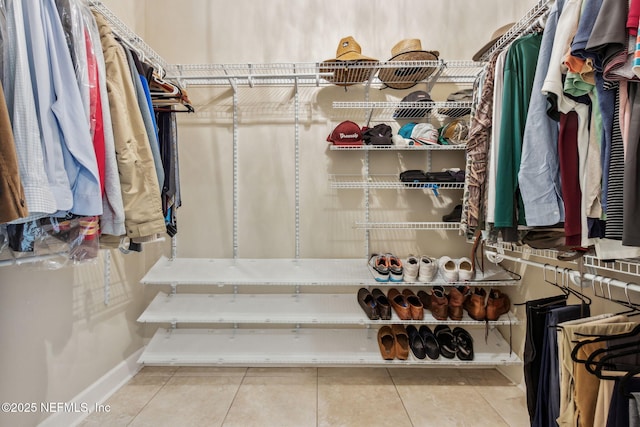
[134,57,524,367]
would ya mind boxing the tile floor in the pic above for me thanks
[79,366,529,427]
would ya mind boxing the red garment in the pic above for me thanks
[628,0,640,35]
[85,28,105,195]
[558,111,581,247]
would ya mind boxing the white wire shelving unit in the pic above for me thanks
[329,175,465,190]
[166,60,484,88]
[329,144,467,151]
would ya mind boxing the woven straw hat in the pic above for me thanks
[321,36,378,86]
[378,39,439,90]
[472,23,515,61]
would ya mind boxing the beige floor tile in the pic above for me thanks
[388,367,463,382]
[476,385,530,427]
[245,367,317,377]
[457,368,517,386]
[318,367,390,378]
[174,366,247,377]
[222,375,317,427]
[128,376,242,427]
[79,376,169,427]
[135,366,178,377]
[318,375,411,427]
[395,383,511,427]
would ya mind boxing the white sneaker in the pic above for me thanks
[368,254,390,282]
[386,253,404,282]
[404,255,420,282]
[439,256,459,282]
[458,257,474,281]
[418,256,438,282]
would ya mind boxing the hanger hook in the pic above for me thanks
[604,277,614,301]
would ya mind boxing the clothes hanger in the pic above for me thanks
[570,323,640,365]
[620,368,640,398]
[586,344,640,377]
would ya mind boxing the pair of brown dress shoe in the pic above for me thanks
[377,324,410,360]
[463,287,511,321]
[417,286,468,321]
[358,288,392,320]
[388,288,423,320]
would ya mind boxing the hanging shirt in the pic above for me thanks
[42,0,102,216]
[4,0,56,222]
[519,0,565,227]
[494,32,542,229]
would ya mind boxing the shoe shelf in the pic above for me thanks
[138,292,521,326]
[329,174,465,190]
[329,144,467,151]
[141,256,520,287]
[138,327,521,367]
[355,222,461,230]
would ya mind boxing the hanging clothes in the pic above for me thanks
[493,32,542,230]
[519,0,565,227]
[92,10,165,241]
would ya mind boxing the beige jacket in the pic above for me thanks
[0,81,28,223]
[92,11,165,239]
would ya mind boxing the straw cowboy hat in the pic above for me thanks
[378,39,439,90]
[472,23,515,61]
[320,36,378,86]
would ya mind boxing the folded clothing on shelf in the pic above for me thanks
[362,123,393,145]
[399,170,428,183]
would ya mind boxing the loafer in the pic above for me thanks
[453,327,474,361]
[371,288,392,320]
[429,285,449,321]
[447,285,468,321]
[402,288,424,320]
[377,326,396,360]
[405,325,426,359]
[434,325,457,359]
[418,325,440,360]
[417,289,431,309]
[391,324,410,360]
[464,287,487,321]
[486,288,511,321]
[357,288,379,320]
[387,288,411,320]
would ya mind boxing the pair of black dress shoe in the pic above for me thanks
[406,325,440,360]
[433,325,474,360]
[357,288,392,320]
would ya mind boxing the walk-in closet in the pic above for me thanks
[1,0,640,426]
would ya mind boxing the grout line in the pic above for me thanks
[126,372,173,427]
[388,368,415,427]
[219,368,247,427]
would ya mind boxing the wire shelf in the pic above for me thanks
[355,222,461,230]
[329,144,466,151]
[166,61,484,87]
[329,175,465,190]
[89,1,170,75]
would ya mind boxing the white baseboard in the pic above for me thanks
[39,348,144,427]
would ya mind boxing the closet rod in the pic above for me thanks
[485,250,640,295]
[479,0,551,61]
